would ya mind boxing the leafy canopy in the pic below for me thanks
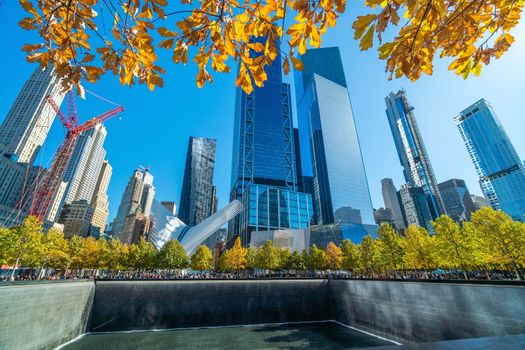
[19,0,523,95]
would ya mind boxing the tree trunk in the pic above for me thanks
[511,261,521,280]
[10,257,20,281]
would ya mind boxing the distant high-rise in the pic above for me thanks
[178,137,216,226]
[0,66,64,164]
[112,168,155,242]
[398,185,434,232]
[385,90,445,219]
[90,160,112,232]
[373,208,394,227]
[438,179,476,223]
[381,178,406,230]
[61,124,107,207]
[455,99,525,221]
[470,194,491,211]
[295,47,375,231]
[59,199,94,238]
[230,42,312,245]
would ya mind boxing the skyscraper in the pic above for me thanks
[178,137,217,226]
[398,185,434,232]
[438,179,476,223]
[385,90,446,219]
[230,42,312,245]
[294,47,375,230]
[455,99,525,221]
[0,65,64,164]
[90,160,112,232]
[470,194,491,211]
[61,124,107,206]
[112,168,155,242]
[381,178,406,230]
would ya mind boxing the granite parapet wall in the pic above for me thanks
[0,281,94,350]
[328,279,525,343]
[88,279,331,332]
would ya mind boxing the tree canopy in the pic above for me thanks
[18,0,523,95]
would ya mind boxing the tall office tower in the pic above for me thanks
[0,157,43,227]
[0,65,64,164]
[381,178,406,230]
[61,124,107,206]
[230,42,312,245]
[178,137,217,226]
[373,208,394,227]
[160,201,177,215]
[385,90,446,219]
[294,47,375,231]
[46,181,68,223]
[140,171,155,217]
[398,185,434,232]
[211,185,218,215]
[455,99,525,221]
[438,179,476,223]
[90,160,112,232]
[112,168,152,240]
[470,194,491,211]
[59,199,95,238]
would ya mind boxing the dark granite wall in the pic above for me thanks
[88,280,331,332]
[0,281,94,350]
[328,280,525,343]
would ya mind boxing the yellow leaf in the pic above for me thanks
[158,27,177,38]
[353,15,376,39]
[359,25,375,51]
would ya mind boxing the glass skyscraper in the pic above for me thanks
[179,137,217,226]
[294,47,375,230]
[385,90,446,219]
[230,43,312,245]
[438,178,476,223]
[455,99,525,221]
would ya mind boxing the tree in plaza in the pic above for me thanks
[18,0,522,95]
[68,235,86,271]
[276,247,291,271]
[221,237,247,272]
[432,215,474,279]
[245,247,258,270]
[306,244,327,271]
[156,239,188,271]
[325,241,342,270]
[400,225,435,272]
[255,240,281,270]
[190,245,214,271]
[0,227,17,267]
[104,239,128,272]
[36,228,69,278]
[467,207,525,280]
[7,216,44,279]
[376,224,404,274]
[284,250,306,271]
[340,239,361,273]
[358,235,379,276]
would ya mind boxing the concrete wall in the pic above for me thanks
[0,281,94,350]
[329,280,525,343]
[88,280,331,332]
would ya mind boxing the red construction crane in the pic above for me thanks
[29,91,124,221]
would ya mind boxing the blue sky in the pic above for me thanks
[1,2,524,221]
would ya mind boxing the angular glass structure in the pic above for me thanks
[294,47,375,228]
[438,179,476,223]
[230,41,312,245]
[385,90,445,219]
[178,137,216,226]
[455,99,525,221]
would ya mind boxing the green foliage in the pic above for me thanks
[358,236,379,275]
[306,244,327,270]
[340,239,361,272]
[255,240,281,270]
[325,241,342,270]
[191,245,214,271]
[156,239,188,270]
[376,224,404,272]
[284,251,306,270]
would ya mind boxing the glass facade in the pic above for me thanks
[385,90,445,219]
[230,41,313,245]
[438,179,476,223]
[455,99,525,221]
[238,184,313,245]
[179,137,216,226]
[308,223,378,247]
[398,185,434,233]
[294,47,376,228]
